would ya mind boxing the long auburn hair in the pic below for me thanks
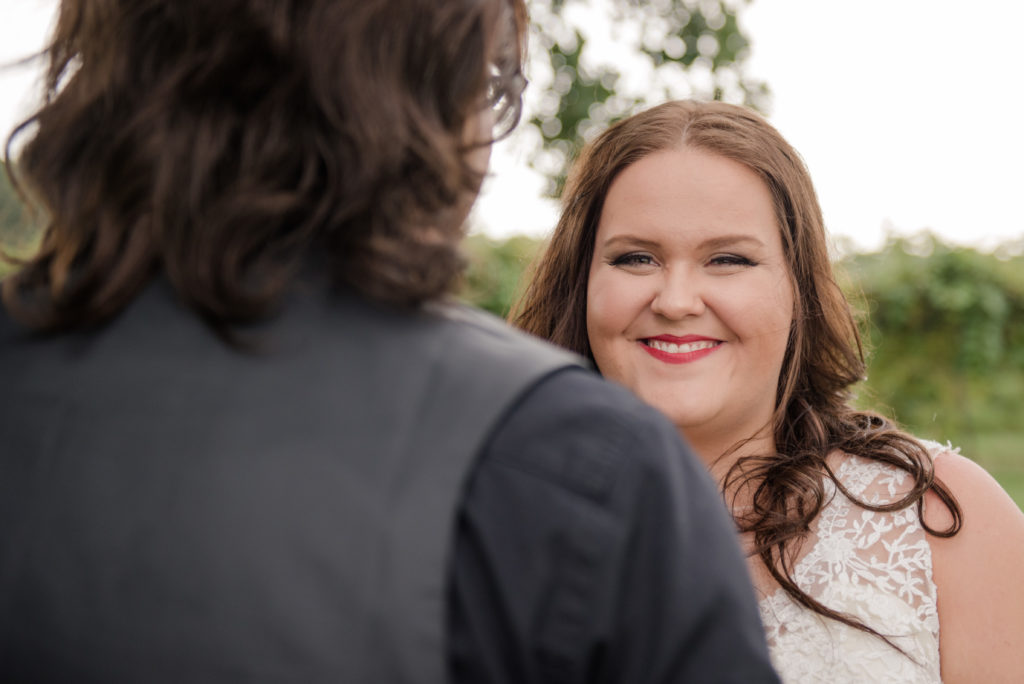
[513,100,962,647]
[3,0,527,333]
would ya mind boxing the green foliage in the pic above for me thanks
[528,0,768,196]
[459,233,544,317]
[0,161,41,278]
[458,232,1024,499]
[842,233,1024,452]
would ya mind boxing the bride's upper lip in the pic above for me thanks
[643,334,720,343]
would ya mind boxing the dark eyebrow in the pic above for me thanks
[598,235,662,251]
[698,234,766,250]
[598,233,766,251]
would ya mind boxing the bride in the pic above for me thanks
[513,100,1024,682]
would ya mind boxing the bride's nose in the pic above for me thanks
[650,269,706,320]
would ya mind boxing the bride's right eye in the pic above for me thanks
[610,252,656,268]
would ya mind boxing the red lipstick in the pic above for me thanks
[639,334,721,364]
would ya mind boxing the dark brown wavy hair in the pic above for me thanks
[3,0,528,333]
[513,100,962,649]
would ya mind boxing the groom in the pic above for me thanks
[0,0,778,681]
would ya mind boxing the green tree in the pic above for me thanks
[843,233,1024,451]
[459,231,1024,446]
[0,162,40,278]
[460,233,544,317]
[527,0,768,195]
[458,232,1024,504]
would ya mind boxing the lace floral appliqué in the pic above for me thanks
[758,449,947,683]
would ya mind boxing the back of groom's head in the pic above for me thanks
[3,0,527,333]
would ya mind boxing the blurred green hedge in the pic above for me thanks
[460,230,1024,507]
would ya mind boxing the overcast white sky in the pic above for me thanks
[3,0,1022,253]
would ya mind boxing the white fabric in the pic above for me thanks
[758,445,949,683]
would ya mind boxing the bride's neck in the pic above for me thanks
[682,425,777,498]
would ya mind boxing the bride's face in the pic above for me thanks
[586,145,794,452]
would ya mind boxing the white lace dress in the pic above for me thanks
[757,446,949,683]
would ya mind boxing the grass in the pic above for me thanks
[963,431,1024,511]
[993,471,1024,511]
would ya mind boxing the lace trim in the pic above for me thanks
[757,448,947,683]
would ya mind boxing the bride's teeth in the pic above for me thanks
[648,339,716,354]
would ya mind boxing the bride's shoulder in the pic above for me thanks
[923,441,1024,681]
